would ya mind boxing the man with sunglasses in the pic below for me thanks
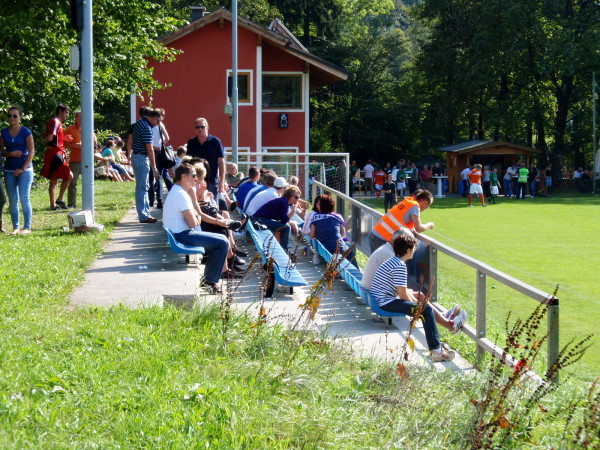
[186,118,224,197]
[162,163,229,294]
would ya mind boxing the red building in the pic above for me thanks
[144,7,348,159]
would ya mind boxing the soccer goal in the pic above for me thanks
[224,150,350,199]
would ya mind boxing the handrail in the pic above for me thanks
[311,179,560,383]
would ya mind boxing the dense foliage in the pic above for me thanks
[1,0,599,176]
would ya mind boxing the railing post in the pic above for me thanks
[429,247,438,302]
[547,299,560,383]
[476,270,487,364]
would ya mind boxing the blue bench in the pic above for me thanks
[246,221,307,297]
[164,227,205,263]
[310,237,405,325]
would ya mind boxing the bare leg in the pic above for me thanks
[57,172,73,203]
[49,178,59,208]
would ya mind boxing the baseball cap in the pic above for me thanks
[274,176,288,188]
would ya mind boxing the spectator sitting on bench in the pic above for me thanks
[253,185,302,253]
[369,232,468,362]
[236,166,260,211]
[301,194,321,235]
[193,163,245,273]
[245,174,287,217]
[308,194,357,266]
[162,163,231,294]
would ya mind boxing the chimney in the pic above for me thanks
[191,6,207,22]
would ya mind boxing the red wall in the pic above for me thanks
[146,21,308,154]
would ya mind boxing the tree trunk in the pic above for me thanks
[553,74,574,186]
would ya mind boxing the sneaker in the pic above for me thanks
[431,347,455,362]
[451,310,468,335]
[235,248,248,258]
[468,204,474,207]
[200,278,222,294]
[233,256,246,266]
[444,304,461,321]
[56,200,68,210]
[67,204,76,209]
[482,204,488,207]
[139,217,158,223]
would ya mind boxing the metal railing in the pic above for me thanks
[311,180,560,382]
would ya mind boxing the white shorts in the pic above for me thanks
[491,186,499,195]
[396,181,405,189]
[375,184,383,190]
[469,184,483,195]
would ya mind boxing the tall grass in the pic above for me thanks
[0,183,596,447]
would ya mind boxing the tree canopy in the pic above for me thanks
[2,0,599,175]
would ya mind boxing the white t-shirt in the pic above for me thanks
[162,184,193,233]
[363,164,374,178]
[246,187,277,216]
[361,242,394,291]
[461,167,471,181]
[302,210,316,235]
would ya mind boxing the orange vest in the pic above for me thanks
[373,196,418,241]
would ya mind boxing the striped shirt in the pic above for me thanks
[370,256,407,307]
[131,118,153,155]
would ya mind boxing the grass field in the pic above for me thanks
[0,182,597,447]
[365,193,600,381]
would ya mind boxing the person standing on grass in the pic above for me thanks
[162,163,229,294]
[528,162,538,198]
[489,167,501,204]
[41,104,73,210]
[370,189,434,252]
[516,162,529,199]
[468,164,487,207]
[0,106,35,234]
[130,108,161,223]
[460,164,471,197]
[65,111,98,209]
[373,165,386,199]
[382,173,397,213]
[369,232,467,362]
[363,160,375,196]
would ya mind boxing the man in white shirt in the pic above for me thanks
[163,163,229,293]
[363,160,375,196]
[460,165,471,197]
[246,175,288,217]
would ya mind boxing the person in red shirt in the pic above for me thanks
[468,164,487,207]
[41,104,74,210]
[373,166,387,198]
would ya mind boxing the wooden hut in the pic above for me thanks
[438,141,542,193]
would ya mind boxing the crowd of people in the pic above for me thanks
[349,159,443,204]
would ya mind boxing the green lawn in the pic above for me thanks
[366,194,600,380]
[0,182,596,447]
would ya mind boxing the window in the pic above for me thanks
[226,70,252,104]
[262,74,303,110]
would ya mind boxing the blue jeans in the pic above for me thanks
[4,169,33,230]
[529,181,537,197]
[380,299,441,350]
[255,217,291,251]
[0,171,6,221]
[502,178,513,197]
[132,153,151,221]
[173,229,229,283]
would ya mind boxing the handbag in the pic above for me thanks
[159,144,176,169]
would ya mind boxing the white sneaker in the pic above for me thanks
[444,304,461,321]
[451,310,468,334]
[430,347,455,362]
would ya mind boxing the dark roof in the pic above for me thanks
[159,8,349,88]
[438,140,542,154]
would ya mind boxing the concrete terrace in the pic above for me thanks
[69,205,476,374]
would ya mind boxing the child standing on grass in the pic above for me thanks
[382,173,397,213]
[489,167,501,204]
[468,164,487,207]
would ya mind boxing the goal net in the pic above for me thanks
[224,151,350,200]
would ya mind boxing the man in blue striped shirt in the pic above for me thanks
[130,109,161,223]
[370,233,467,362]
